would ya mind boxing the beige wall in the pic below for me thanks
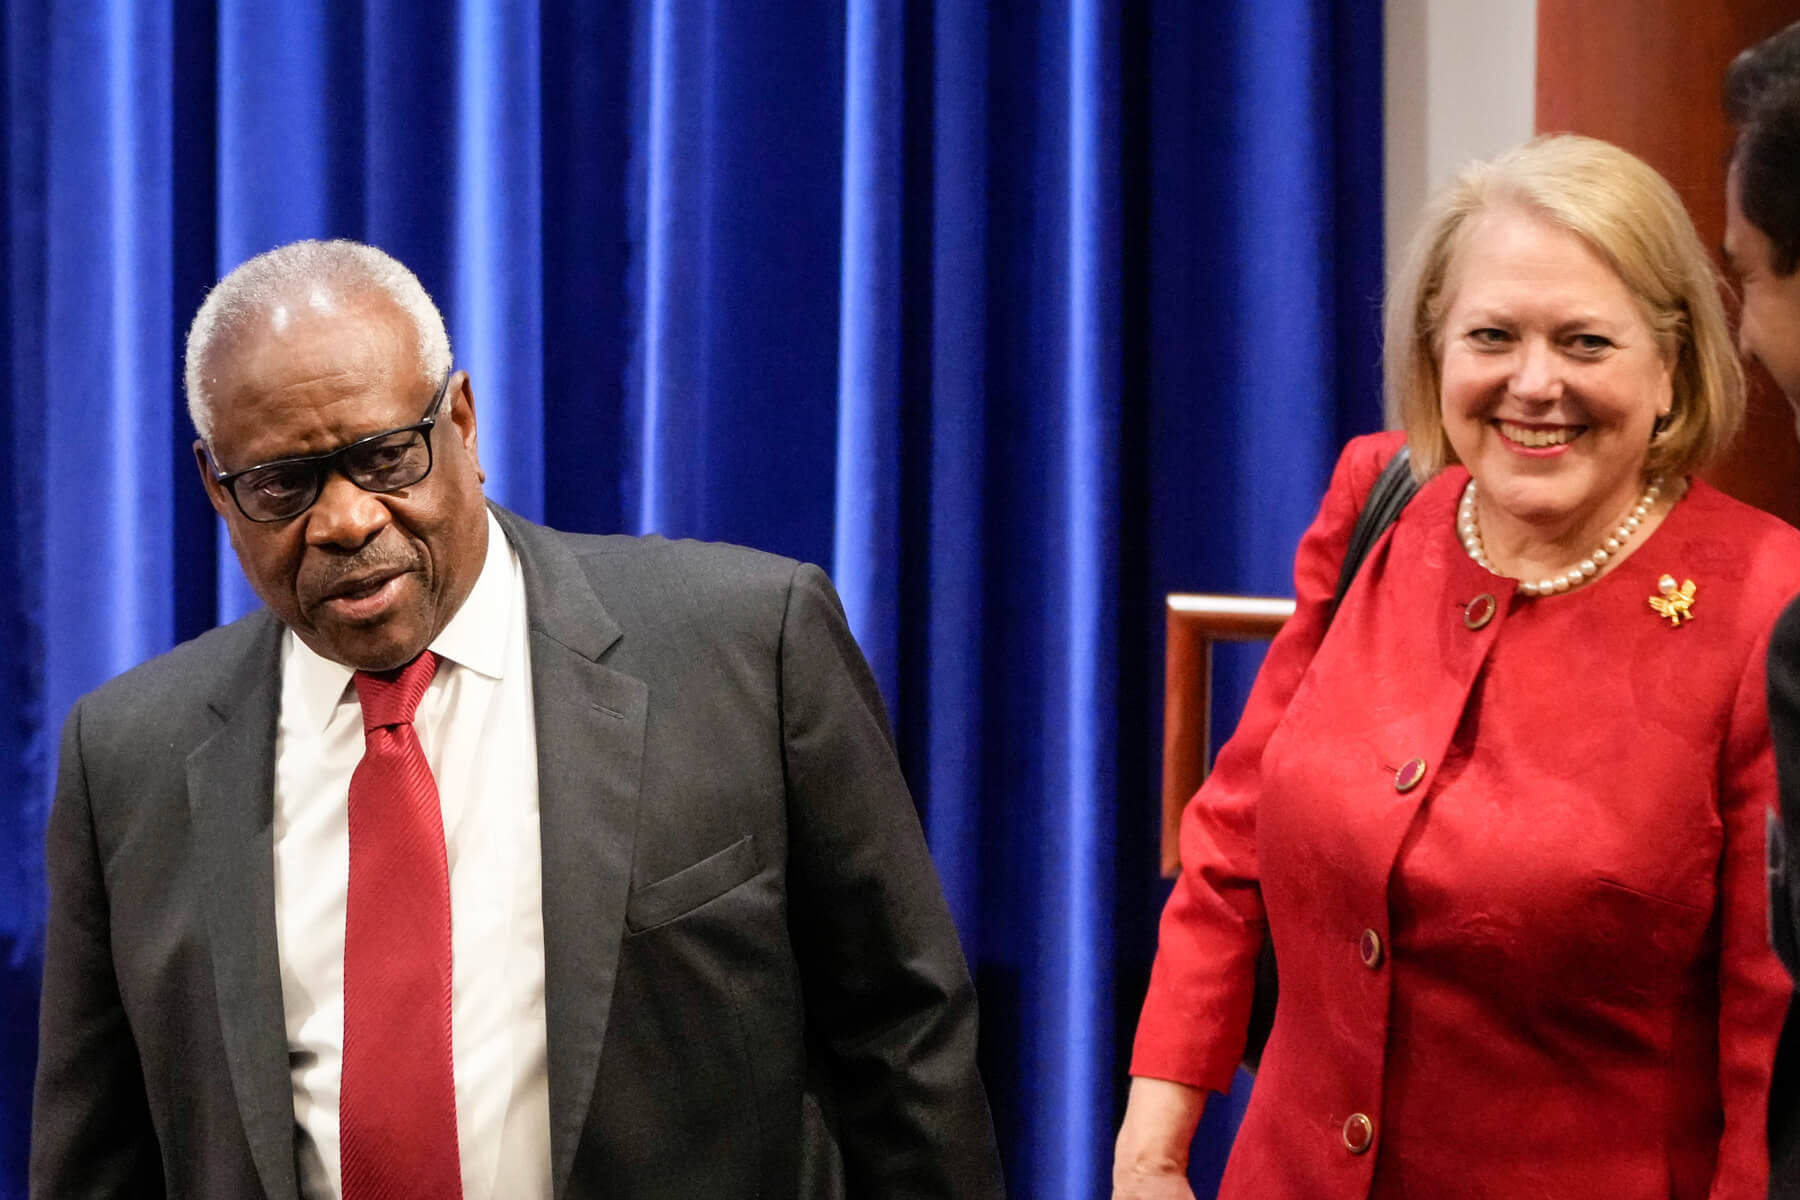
[1383,0,1537,279]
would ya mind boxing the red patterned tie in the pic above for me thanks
[340,651,463,1199]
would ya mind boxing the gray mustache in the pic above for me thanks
[306,545,422,597]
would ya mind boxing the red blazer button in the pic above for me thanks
[1359,928,1383,968]
[1394,757,1427,793]
[1464,593,1497,629]
[1342,1112,1374,1154]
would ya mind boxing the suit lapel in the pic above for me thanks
[496,507,647,1199]
[186,613,302,1200]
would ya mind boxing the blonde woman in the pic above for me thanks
[1116,135,1800,1199]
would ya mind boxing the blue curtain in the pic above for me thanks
[0,3,1384,1196]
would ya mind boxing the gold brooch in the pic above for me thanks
[1648,575,1697,626]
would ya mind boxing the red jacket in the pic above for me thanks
[1133,432,1800,1198]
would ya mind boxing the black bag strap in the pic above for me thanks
[1327,443,1420,622]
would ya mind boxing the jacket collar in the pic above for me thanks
[189,506,647,1200]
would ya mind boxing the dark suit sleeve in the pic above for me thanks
[30,699,166,1199]
[1770,596,1800,980]
[777,563,1005,1198]
[1767,595,1800,1199]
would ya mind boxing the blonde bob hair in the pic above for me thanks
[1384,133,1742,480]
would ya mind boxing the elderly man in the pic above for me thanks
[30,239,1004,1199]
[1725,20,1800,1198]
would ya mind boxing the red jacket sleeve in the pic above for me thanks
[1130,431,1405,1091]
[1710,615,1790,1198]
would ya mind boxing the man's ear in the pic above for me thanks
[194,440,232,519]
[447,371,485,484]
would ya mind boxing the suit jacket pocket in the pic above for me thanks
[1578,875,1710,1005]
[626,835,760,933]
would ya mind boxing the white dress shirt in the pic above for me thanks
[272,511,551,1200]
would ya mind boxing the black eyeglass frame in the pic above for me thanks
[209,371,455,523]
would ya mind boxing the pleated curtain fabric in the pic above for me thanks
[0,4,1384,1196]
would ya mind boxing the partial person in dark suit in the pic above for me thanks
[29,238,1004,1200]
[1727,21,1800,1198]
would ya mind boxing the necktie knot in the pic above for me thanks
[352,651,440,731]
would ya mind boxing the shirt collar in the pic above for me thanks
[282,509,518,732]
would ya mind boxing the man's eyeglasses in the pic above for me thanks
[211,372,453,523]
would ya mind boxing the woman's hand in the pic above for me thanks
[1112,1076,1208,1199]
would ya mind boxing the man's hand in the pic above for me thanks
[1112,1076,1207,1200]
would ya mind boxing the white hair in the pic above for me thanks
[184,239,453,441]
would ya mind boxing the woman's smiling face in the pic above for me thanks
[1437,205,1674,556]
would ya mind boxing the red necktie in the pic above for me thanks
[340,651,464,1199]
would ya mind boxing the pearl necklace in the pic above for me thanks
[1458,476,1665,596]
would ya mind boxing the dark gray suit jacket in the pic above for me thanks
[1769,594,1800,1199]
[31,505,1003,1199]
